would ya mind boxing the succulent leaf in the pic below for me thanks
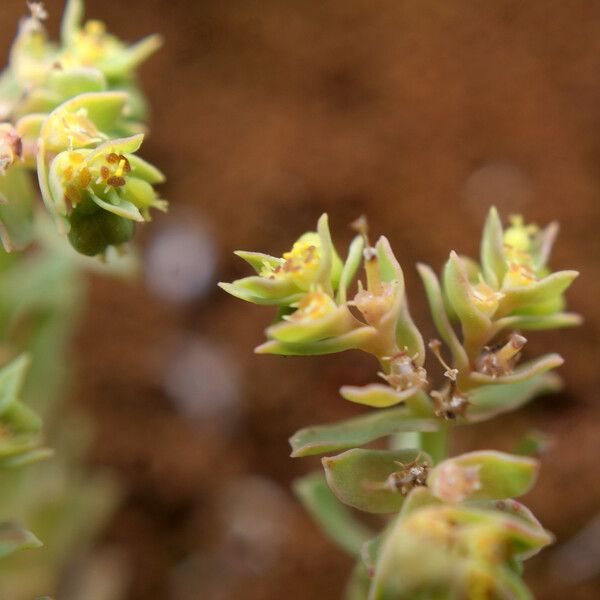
[323,448,429,514]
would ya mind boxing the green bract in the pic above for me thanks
[225,208,580,598]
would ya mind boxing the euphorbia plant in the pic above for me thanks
[221,208,580,599]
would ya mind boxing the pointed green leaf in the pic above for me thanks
[290,407,439,457]
[469,354,564,386]
[417,263,468,370]
[61,0,84,45]
[340,384,417,408]
[233,251,280,275]
[101,34,163,78]
[467,372,562,422]
[256,326,378,356]
[90,190,144,222]
[268,304,358,344]
[127,154,166,184]
[218,281,303,306]
[499,270,579,315]
[337,235,364,304]
[480,206,506,287]
[444,251,492,341]
[492,312,582,333]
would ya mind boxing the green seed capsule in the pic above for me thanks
[100,211,135,246]
[68,198,135,256]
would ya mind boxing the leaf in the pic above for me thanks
[256,326,377,356]
[86,134,145,163]
[289,407,439,457]
[218,281,303,306]
[337,235,364,304]
[428,451,539,501]
[469,353,564,386]
[61,0,84,45]
[316,213,343,294]
[0,355,30,416]
[100,34,164,79]
[417,263,468,370]
[339,384,418,408]
[467,372,562,422]
[491,312,582,333]
[396,300,426,367]
[480,206,506,287]
[376,236,404,284]
[127,154,166,184]
[0,522,42,559]
[323,448,428,514]
[267,304,359,344]
[218,277,301,305]
[375,237,425,363]
[293,471,373,556]
[443,251,491,342]
[499,270,579,316]
[90,190,145,222]
[46,67,107,98]
[233,250,280,274]
[0,167,35,252]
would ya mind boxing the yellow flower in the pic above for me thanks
[260,234,322,291]
[468,275,505,317]
[287,290,336,322]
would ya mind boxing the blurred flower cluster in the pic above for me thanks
[0,0,166,256]
[222,208,580,599]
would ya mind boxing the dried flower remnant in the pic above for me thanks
[0,124,22,175]
[477,333,527,377]
[431,385,470,420]
[378,351,428,391]
[430,461,482,503]
[375,455,430,496]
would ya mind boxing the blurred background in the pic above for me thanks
[2,0,600,598]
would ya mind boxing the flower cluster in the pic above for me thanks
[222,208,579,598]
[0,0,166,255]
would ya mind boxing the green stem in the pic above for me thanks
[419,424,449,465]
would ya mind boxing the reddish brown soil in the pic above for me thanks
[2,1,600,598]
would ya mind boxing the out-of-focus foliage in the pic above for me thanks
[0,1,163,598]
